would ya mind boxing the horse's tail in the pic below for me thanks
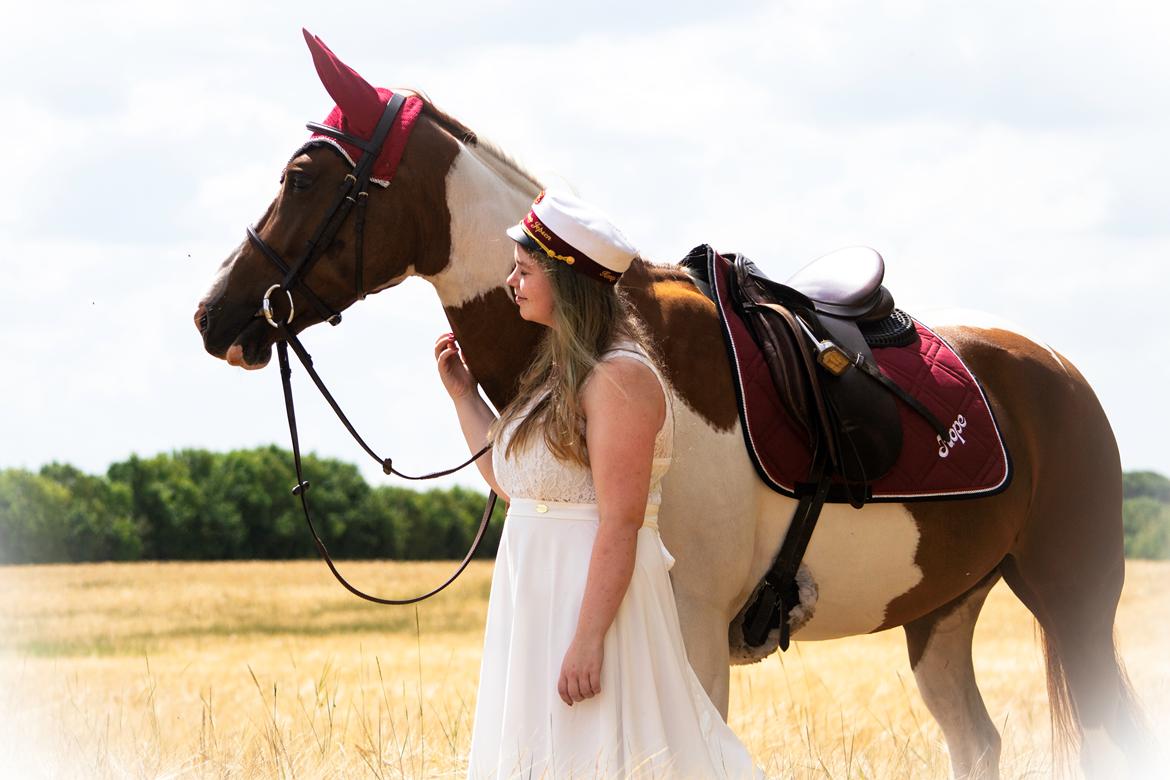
[1040,626,1078,768]
[1038,605,1153,776]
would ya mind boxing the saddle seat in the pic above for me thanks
[785,247,893,321]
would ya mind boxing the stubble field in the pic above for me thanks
[1,559,1166,779]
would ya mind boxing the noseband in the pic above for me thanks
[245,94,497,605]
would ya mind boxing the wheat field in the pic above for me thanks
[1,559,1166,779]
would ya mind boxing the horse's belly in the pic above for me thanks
[664,410,923,641]
[772,495,924,640]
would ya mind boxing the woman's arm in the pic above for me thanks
[435,332,509,501]
[451,391,509,501]
[557,357,665,706]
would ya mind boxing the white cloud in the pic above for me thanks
[1,0,1168,481]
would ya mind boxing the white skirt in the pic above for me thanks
[466,498,763,779]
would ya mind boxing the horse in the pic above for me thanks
[194,31,1148,779]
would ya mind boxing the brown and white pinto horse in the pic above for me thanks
[194,39,1148,780]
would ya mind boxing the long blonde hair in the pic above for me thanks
[487,248,661,469]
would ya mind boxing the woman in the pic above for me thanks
[436,189,763,779]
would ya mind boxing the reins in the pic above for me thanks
[276,333,497,605]
[247,93,500,605]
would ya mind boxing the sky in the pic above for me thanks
[2,0,1168,491]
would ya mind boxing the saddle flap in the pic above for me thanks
[719,253,817,446]
[712,247,906,488]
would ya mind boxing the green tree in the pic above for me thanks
[348,486,413,559]
[0,470,72,563]
[1122,471,1170,503]
[206,446,304,558]
[202,446,372,559]
[287,451,371,560]
[39,462,140,561]
[448,485,505,560]
[1122,496,1170,560]
[107,451,246,560]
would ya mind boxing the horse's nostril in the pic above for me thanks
[198,311,209,333]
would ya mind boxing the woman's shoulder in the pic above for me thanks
[583,342,665,408]
[582,356,662,407]
[592,337,652,375]
[600,335,649,359]
[580,356,666,451]
[600,338,669,384]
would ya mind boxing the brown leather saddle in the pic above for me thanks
[679,244,949,649]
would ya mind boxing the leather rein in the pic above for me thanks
[246,94,498,605]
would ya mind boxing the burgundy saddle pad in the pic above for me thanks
[710,251,1012,502]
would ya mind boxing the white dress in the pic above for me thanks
[467,339,763,779]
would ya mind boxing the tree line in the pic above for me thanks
[1121,471,1170,560]
[1,451,1168,564]
[0,446,505,564]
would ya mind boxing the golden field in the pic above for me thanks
[1,559,1166,779]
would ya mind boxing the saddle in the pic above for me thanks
[681,245,946,494]
[679,244,951,650]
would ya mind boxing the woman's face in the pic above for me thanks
[506,245,556,328]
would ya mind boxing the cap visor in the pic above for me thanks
[506,223,539,252]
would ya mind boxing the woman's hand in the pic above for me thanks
[434,332,477,400]
[558,632,604,706]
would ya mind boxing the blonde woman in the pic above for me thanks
[436,190,762,779]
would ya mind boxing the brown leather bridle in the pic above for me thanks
[246,94,498,605]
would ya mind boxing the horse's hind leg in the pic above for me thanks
[998,367,1150,777]
[904,570,1003,780]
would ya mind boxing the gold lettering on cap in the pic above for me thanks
[522,218,578,268]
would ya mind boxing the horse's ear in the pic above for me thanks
[302,29,383,137]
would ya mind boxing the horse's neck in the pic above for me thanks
[422,145,543,410]
[424,146,536,306]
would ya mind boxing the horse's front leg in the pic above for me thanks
[675,595,734,715]
[661,431,763,717]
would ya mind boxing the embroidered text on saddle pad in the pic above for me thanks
[712,253,1012,502]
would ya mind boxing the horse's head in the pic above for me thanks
[195,30,459,369]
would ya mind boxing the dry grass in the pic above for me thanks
[0,559,1166,779]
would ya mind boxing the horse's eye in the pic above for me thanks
[290,172,312,191]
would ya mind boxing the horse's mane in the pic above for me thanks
[398,88,544,192]
[402,89,681,274]
[645,261,695,278]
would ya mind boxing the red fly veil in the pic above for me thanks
[301,30,423,186]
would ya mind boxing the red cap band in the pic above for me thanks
[520,211,622,285]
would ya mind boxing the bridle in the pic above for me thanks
[248,93,407,328]
[245,94,498,605]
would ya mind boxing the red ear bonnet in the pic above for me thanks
[301,29,423,186]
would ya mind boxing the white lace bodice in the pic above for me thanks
[492,339,675,506]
